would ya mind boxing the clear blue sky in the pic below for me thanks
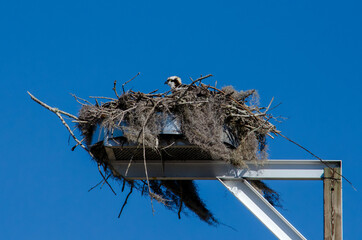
[1,1,361,239]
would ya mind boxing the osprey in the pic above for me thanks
[165,76,182,89]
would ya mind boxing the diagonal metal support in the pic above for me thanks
[218,178,306,240]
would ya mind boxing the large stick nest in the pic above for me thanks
[75,75,281,225]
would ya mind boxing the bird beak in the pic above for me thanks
[164,80,168,84]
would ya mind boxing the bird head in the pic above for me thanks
[165,76,182,89]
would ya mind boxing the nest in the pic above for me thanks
[28,74,282,226]
[76,75,281,225]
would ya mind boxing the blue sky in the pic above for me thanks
[1,0,361,239]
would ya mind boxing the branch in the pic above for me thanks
[113,80,120,98]
[54,111,91,154]
[122,72,140,94]
[28,92,91,154]
[178,184,183,219]
[264,97,274,113]
[178,200,183,219]
[143,128,155,214]
[89,96,118,101]
[176,74,213,102]
[70,93,92,105]
[192,74,213,83]
[118,183,133,218]
[88,174,111,192]
[277,132,357,191]
[97,163,117,195]
[71,138,85,151]
[27,92,78,120]
[28,91,120,194]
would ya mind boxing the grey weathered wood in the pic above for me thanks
[324,168,342,240]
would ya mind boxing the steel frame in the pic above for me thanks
[111,159,341,180]
[110,159,342,239]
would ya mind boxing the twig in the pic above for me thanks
[113,80,120,98]
[124,154,136,176]
[122,72,140,94]
[97,163,117,195]
[148,89,159,94]
[136,99,163,142]
[177,100,209,105]
[118,183,133,218]
[100,176,110,189]
[121,178,126,192]
[160,142,175,150]
[142,128,155,214]
[277,132,357,191]
[230,113,266,118]
[192,74,213,83]
[56,111,90,153]
[264,97,274,113]
[178,183,183,219]
[178,200,183,219]
[88,174,111,192]
[268,102,282,112]
[89,96,118,101]
[27,92,78,120]
[70,93,92,105]
[72,120,88,123]
[176,74,213,102]
[71,138,85,151]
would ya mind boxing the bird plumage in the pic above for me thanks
[165,76,182,89]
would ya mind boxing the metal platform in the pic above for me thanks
[89,114,239,162]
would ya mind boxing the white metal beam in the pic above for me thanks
[109,159,342,239]
[110,159,341,180]
[219,178,307,240]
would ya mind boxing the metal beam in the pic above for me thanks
[109,159,343,239]
[110,159,341,180]
[219,179,307,240]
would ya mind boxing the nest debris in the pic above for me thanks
[28,74,283,225]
